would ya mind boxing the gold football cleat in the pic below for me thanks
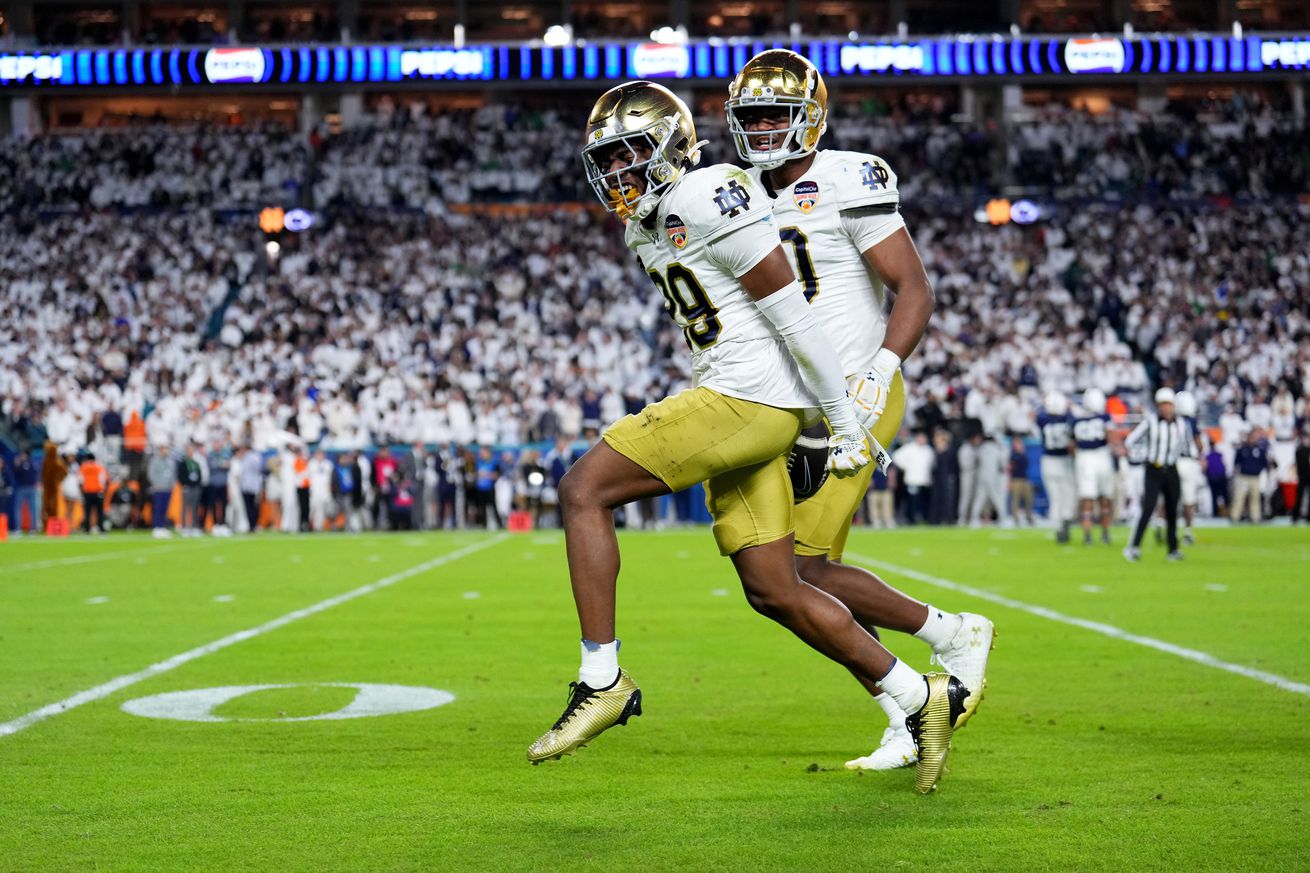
[903,672,971,794]
[527,670,642,764]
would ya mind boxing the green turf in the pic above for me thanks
[1,526,1307,871]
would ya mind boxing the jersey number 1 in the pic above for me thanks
[779,227,819,302]
[647,263,722,350]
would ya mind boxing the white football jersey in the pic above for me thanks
[747,149,906,377]
[625,163,816,410]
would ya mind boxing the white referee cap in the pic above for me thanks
[1154,387,1176,405]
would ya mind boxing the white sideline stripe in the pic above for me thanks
[845,551,1310,698]
[0,543,201,575]
[0,535,507,739]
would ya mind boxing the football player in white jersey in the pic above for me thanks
[1037,390,1077,542]
[1073,388,1117,545]
[1172,391,1204,546]
[725,50,993,773]
[528,80,970,794]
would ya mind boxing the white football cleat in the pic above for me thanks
[845,722,916,771]
[932,612,994,728]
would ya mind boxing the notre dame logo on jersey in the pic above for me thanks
[713,180,752,218]
[860,160,890,191]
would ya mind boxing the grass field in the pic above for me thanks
[2,525,1308,871]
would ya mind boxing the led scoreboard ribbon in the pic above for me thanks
[2,34,1308,87]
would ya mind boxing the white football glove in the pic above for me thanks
[826,430,871,479]
[847,348,902,434]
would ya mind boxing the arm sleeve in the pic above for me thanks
[839,206,906,253]
[752,280,860,437]
[704,217,781,278]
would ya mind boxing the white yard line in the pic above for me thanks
[0,535,507,739]
[0,543,208,575]
[845,551,1310,698]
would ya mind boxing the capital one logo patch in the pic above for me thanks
[121,683,455,723]
[665,214,688,247]
[793,180,819,213]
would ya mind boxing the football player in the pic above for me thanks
[1173,391,1204,546]
[725,50,993,772]
[528,81,969,794]
[1073,388,1117,545]
[1037,390,1076,543]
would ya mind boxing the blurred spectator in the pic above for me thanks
[1294,432,1310,524]
[79,452,107,533]
[12,450,39,535]
[473,445,500,529]
[1204,442,1229,519]
[1008,438,1034,525]
[957,432,981,524]
[1230,429,1270,522]
[0,456,13,533]
[893,431,935,525]
[309,448,334,531]
[372,446,397,529]
[970,435,1010,527]
[333,450,367,532]
[204,442,232,534]
[178,442,206,536]
[238,445,264,533]
[927,430,958,525]
[41,442,66,529]
[864,466,895,529]
[147,444,176,538]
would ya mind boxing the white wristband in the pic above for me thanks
[872,347,902,377]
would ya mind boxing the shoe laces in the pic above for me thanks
[552,681,594,730]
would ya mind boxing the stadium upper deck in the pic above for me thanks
[1,0,1308,47]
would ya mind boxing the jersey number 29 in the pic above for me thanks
[647,263,722,350]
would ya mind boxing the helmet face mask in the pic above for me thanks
[582,123,677,221]
[726,49,828,170]
[581,81,702,222]
[726,94,823,169]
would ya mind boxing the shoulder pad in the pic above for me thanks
[827,150,900,211]
[669,164,770,244]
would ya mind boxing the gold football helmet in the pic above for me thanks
[725,49,828,170]
[581,80,705,221]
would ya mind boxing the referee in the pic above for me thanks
[1123,387,1192,562]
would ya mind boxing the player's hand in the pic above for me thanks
[826,430,871,478]
[847,348,901,434]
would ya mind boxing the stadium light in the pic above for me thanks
[543,25,572,47]
[265,240,280,259]
[284,208,314,232]
[649,26,688,45]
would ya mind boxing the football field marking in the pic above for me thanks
[0,543,202,575]
[846,551,1310,698]
[121,683,455,723]
[0,535,506,739]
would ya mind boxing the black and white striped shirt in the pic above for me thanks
[1125,415,1193,467]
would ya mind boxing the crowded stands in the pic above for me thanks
[1,94,1307,533]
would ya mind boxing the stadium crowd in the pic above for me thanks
[1,94,1308,535]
